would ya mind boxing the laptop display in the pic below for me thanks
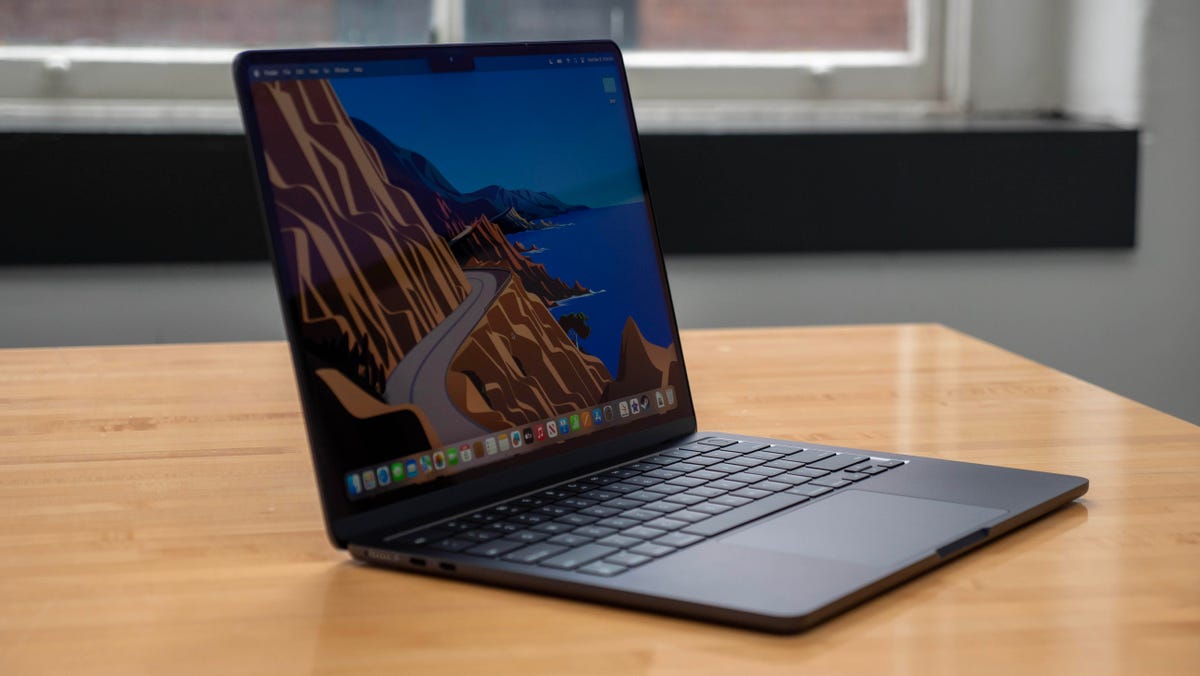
[244,44,688,512]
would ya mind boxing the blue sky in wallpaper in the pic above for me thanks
[331,65,645,208]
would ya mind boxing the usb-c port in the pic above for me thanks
[438,562,456,572]
[409,557,426,567]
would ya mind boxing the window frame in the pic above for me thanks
[0,0,957,132]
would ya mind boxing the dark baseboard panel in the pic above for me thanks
[1,123,1137,264]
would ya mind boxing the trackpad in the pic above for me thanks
[721,490,1007,568]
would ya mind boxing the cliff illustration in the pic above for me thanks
[603,317,685,401]
[448,274,612,429]
[253,78,469,391]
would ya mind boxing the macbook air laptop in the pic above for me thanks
[233,40,1088,633]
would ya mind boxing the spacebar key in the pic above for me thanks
[681,493,810,537]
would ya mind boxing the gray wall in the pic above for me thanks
[2,0,1196,424]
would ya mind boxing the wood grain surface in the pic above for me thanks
[1,324,1197,675]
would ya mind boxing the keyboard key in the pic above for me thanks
[603,498,645,510]
[747,450,785,460]
[580,505,622,518]
[643,456,676,466]
[642,500,685,513]
[644,469,683,480]
[537,505,573,517]
[625,462,659,472]
[620,508,661,522]
[465,539,524,557]
[531,522,574,534]
[664,462,704,474]
[573,525,616,539]
[585,475,619,485]
[858,465,888,475]
[548,533,592,547]
[710,494,752,507]
[808,476,852,489]
[786,449,834,464]
[727,441,771,454]
[697,437,738,447]
[596,516,640,530]
[670,510,711,523]
[467,512,499,523]
[621,525,667,540]
[605,551,652,567]
[707,479,746,492]
[726,456,765,468]
[509,530,550,544]
[725,472,767,484]
[685,486,726,499]
[624,476,660,487]
[605,482,643,494]
[875,459,905,468]
[807,454,869,472]
[666,476,707,487]
[513,513,548,525]
[731,487,771,500]
[785,484,834,498]
[557,513,598,526]
[629,542,675,557]
[765,459,803,471]
[643,483,687,495]
[688,469,728,481]
[430,538,473,552]
[503,543,567,564]
[681,492,811,537]
[681,456,722,467]
[559,497,597,509]
[596,534,641,548]
[789,467,830,478]
[828,470,870,483]
[771,473,812,486]
[602,468,641,479]
[462,529,503,542]
[441,520,474,530]
[494,522,523,533]
[754,480,791,493]
[580,489,620,501]
[624,490,664,502]
[654,532,705,548]
[540,544,618,570]
[645,517,688,531]
[702,449,739,460]
[661,449,701,459]
[745,465,784,477]
[392,528,450,546]
[662,493,705,506]
[690,502,731,515]
[577,561,627,577]
[705,463,745,474]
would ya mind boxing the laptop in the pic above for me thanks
[233,40,1088,633]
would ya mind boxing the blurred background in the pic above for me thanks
[1,0,1197,424]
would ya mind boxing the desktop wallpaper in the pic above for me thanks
[250,64,683,486]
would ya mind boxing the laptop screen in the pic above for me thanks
[242,43,690,514]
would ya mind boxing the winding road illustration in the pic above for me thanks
[383,267,511,441]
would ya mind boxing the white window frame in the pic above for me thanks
[0,0,961,133]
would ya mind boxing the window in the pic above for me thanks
[0,0,950,129]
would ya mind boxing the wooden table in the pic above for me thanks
[1,324,1197,674]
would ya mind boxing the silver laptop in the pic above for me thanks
[233,40,1087,632]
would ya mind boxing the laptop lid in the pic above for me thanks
[234,41,697,546]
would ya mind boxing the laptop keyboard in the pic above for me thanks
[387,437,905,577]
